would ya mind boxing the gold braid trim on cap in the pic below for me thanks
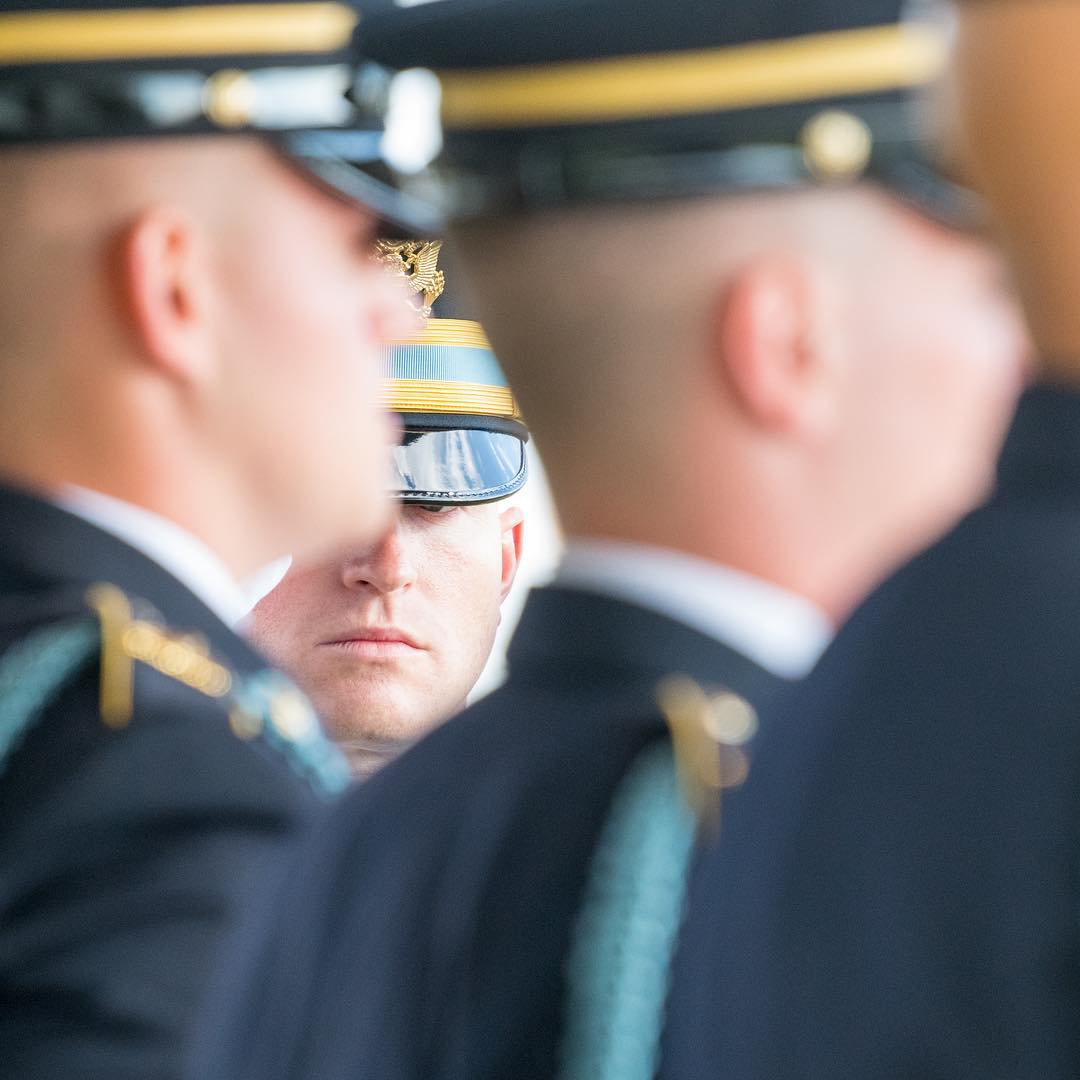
[383,378,520,419]
[384,318,492,351]
[0,3,357,65]
[439,22,947,130]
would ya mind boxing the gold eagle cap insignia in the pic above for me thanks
[375,239,446,319]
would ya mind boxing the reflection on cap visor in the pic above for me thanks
[392,428,527,503]
[279,130,444,232]
[876,157,986,233]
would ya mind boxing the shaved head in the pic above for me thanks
[453,184,1024,614]
[0,136,403,574]
[452,188,973,511]
[449,193,823,512]
[0,138,250,359]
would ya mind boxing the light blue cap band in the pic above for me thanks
[382,344,508,387]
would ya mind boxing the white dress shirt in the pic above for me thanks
[56,486,250,629]
[554,538,833,680]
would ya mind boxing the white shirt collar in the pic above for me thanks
[554,538,833,680]
[55,485,249,629]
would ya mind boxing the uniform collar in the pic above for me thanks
[554,538,833,680]
[56,485,249,630]
[995,382,1080,498]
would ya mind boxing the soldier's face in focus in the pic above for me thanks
[208,148,411,561]
[249,500,524,774]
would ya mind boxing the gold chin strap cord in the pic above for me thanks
[438,22,948,130]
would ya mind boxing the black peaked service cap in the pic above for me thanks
[0,0,441,231]
[362,0,980,229]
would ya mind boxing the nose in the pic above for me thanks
[341,520,416,594]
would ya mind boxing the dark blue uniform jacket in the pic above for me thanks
[664,384,1080,1079]
[0,483,329,1079]
[188,585,789,1080]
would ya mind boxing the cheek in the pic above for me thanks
[226,271,392,542]
[249,570,323,648]
[872,268,1012,400]
[246,604,295,668]
[424,544,504,658]
[926,294,1025,429]
[220,220,374,386]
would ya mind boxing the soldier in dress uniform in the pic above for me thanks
[659,4,1080,1078]
[186,2,1029,1078]
[0,1,435,1076]
[250,241,528,777]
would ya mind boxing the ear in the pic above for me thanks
[118,206,214,385]
[497,504,525,603]
[714,256,843,440]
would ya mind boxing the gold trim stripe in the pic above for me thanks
[383,378,520,419]
[385,318,493,351]
[0,3,358,65]
[439,23,947,130]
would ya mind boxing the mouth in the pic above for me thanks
[319,627,423,658]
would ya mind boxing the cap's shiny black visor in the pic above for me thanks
[278,129,445,233]
[392,427,528,504]
[0,61,441,234]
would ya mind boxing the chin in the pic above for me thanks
[325,694,451,749]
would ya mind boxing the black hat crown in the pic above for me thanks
[361,0,977,228]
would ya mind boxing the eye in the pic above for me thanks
[412,502,457,515]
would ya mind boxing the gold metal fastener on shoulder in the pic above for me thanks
[657,675,758,836]
[86,582,134,729]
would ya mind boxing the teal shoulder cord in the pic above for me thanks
[0,619,100,776]
[229,669,350,798]
[0,619,349,798]
[558,740,696,1080]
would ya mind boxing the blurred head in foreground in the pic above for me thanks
[951,0,1080,379]
[368,0,1028,621]
[250,242,526,776]
[0,0,439,577]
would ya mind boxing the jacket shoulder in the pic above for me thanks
[0,581,348,800]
